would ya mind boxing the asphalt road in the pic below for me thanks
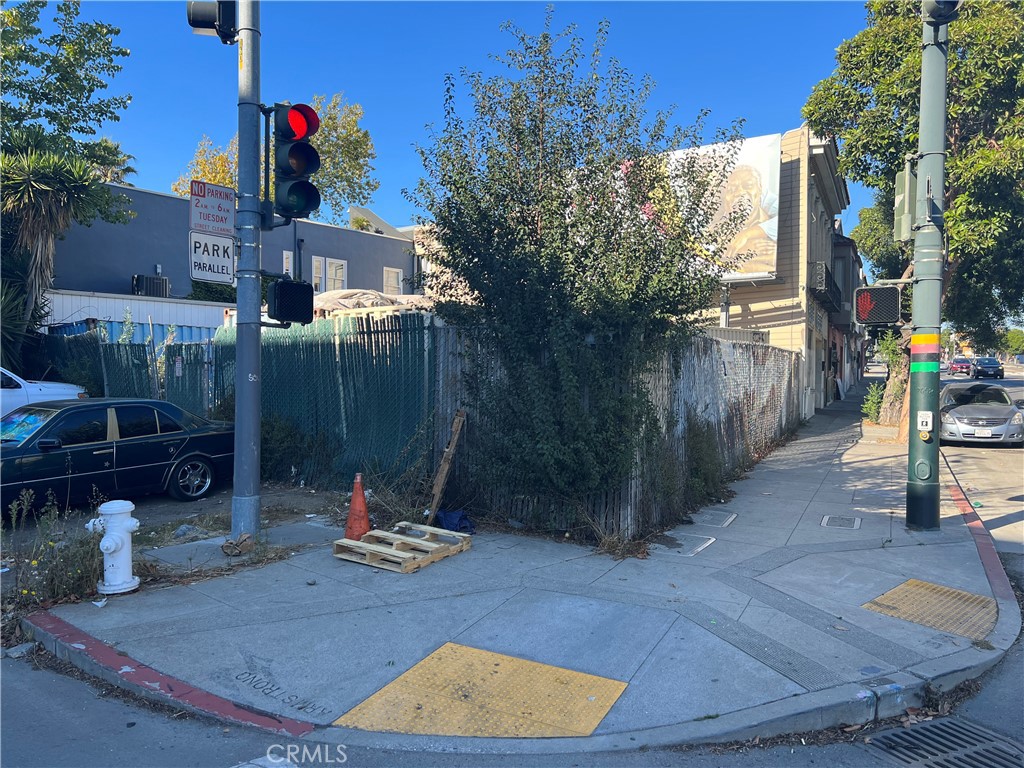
[0,653,892,768]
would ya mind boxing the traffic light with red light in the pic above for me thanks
[273,103,321,219]
[854,286,902,325]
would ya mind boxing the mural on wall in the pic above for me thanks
[715,133,781,279]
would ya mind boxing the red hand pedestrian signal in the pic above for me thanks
[854,286,901,325]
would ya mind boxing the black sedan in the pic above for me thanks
[939,383,1024,446]
[1,399,233,515]
[970,356,1004,379]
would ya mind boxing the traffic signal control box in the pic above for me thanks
[854,286,902,325]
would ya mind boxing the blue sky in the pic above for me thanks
[81,1,874,231]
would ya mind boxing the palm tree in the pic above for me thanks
[1,127,109,325]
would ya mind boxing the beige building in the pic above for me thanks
[717,125,865,417]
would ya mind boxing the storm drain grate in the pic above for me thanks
[821,515,862,529]
[860,717,1024,767]
[694,510,737,528]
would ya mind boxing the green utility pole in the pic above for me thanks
[906,0,961,530]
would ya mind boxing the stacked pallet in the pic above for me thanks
[332,521,471,573]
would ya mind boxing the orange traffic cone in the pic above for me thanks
[345,472,370,540]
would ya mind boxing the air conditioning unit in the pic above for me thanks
[132,275,170,298]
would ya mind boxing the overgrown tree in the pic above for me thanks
[409,12,744,516]
[804,0,1024,347]
[171,93,378,225]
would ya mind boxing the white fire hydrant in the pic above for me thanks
[85,500,140,595]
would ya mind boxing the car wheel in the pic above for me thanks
[168,456,215,501]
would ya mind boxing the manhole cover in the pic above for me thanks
[863,579,997,641]
[860,717,1024,767]
[821,515,861,529]
[695,510,736,528]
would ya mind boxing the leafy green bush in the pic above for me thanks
[862,382,885,422]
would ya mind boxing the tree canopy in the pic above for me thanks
[803,0,1024,348]
[410,11,744,501]
[172,93,379,226]
[1,0,133,167]
[1,0,134,369]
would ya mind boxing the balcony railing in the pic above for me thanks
[811,261,842,314]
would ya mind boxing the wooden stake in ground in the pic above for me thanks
[426,410,466,526]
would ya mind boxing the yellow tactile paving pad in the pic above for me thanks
[334,642,627,737]
[862,579,997,641]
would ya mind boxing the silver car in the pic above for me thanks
[939,383,1024,446]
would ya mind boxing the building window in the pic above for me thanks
[326,259,347,291]
[282,250,294,278]
[312,257,324,293]
[383,267,403,295]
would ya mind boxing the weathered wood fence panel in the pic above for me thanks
[432,323,802,538]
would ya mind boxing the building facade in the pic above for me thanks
[718,126,866,416]
[47,186,416,340]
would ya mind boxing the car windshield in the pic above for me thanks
[952,358,969,364]
[1,406,58,445]
[976,358,999,365]
[944,388,1012,407]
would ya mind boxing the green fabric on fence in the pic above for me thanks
[211,314,435,487]
[165,343,210,416]
[101,343,156,398]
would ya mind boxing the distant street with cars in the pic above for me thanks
[939,358,1024,556]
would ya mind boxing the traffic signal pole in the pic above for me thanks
[906,2,959,530]
[232,0,262,540]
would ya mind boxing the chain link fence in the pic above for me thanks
[42,317,802,538]
[213,313,434,487]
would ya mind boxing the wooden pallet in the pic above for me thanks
[333,522,471,574]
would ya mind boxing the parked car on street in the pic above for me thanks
[939,360,950,373]
[1,366,87,417]
[969,356,1004,379]
[939,383,1024,446]
[949,357,973,376]
[1,399,233,515]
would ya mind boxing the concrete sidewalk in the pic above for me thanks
[24,380,1021,755]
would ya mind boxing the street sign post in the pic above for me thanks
[189,230,236,285]
[189,180,235,237]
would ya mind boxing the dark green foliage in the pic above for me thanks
[803,0,1024,343]
[683,413,725,507]
[260,414,330,486]
[410,12,745,509]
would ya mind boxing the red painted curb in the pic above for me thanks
[947,484,1015,601]
[24,611,316,736]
